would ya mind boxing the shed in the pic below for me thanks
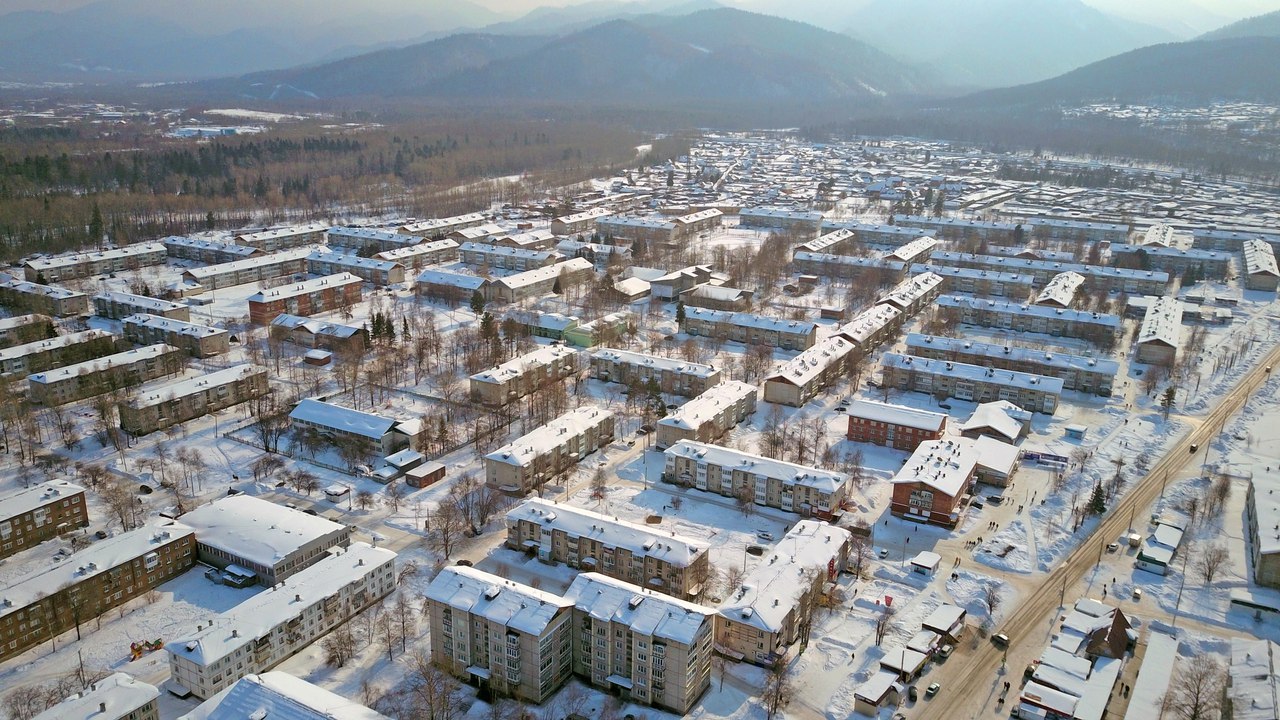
[1065,424,1088,440]
[910,551,942,576]
[406,461,446,488]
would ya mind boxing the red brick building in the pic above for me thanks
[890,439,978,528]
[0,480,88,560]
[846,399,947,452]
[246,273,363,324]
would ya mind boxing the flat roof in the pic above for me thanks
[508,499,708,567]
[178,495,348,569]
[937,295,1121,329]
[665,440,848,493]
[179,672,389,720]
[565,572,715,644]
[486,407,613,467]
[592,347,716,378]
[289,398,399,440]
[426,565,572,637]
[183,246,313,281]
[28,344,179,385]
[883,353,1066,395]
[684,307,817,335]
[246,273,361,302]
[846,398,946,432]
[892,438,978,497]
[905,333,1119,376]
[0,479,85,522]
[659,381,756,431]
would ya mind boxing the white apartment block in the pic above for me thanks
[763,335,857,407]
[551,207,613,236]
[485,407,615,493]
[233,223,328,252]
[396,213,486,238]
[27,343,185,405]
[881,353,1064,415]
[167,542,396,700]
[459,242,562,271]
[306,250,406,285]
[122,314,230,358]
[657,380,758,449]
[120,364,268,435]
[33,673,159,720]
[94,291,190,322]
[1243,238,1280,292]
[469,344,579,406]
[324,226,421,254]
[181,247,312,292]
[163,236,259,264]
[589,347,721,397]
[0,329,119,377]
[373,238,460,268]
[680,307,817,350]
[23,242,167,283]
[663,440,849,520]
[0,274,91,317]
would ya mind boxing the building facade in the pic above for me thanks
[306,251,406,286]
[27,344,186,405]
[763,336,857,407]
[469,345,579,406]
[0,274,90,317]
[845,399,947,452]
[680,308,817,350]
[23,243,167,283]
[905,333,1117,396]
[94,292,191,322]
[589,348,720,397]
[120,364,268,435]
[0,314,55,349]
[656,381,757,450]
[0,329,121,377]
[181,248,312,292]
[663,441,849,519]
[122,314,229,358]
[0,480,88,560]
[246,273,363,324]
[485,407,615,493]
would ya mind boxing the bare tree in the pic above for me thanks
[982,582,1002,620]
[101,478,141,531]
[427,501,467,559]
[849,536,873,579]
[403,650,465,720]
[1194,543,1229,585]
[761,658,796,720]
[736,484,755,516]
[874,606,896,646]
[1162,656,1225,720]
[355,490,375,511]
[322,626,358,668]
[724,566,746,596]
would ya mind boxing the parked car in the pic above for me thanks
[908,686,918,702]
[991,633,1010,647]
[926,682,940,698]
[456,559,474,567]
[1132,588,1143,600]
[756,531,775,541]
[1107,542,1120,552]
[937,644,953,659]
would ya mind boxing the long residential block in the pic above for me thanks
[469,344,579,406]
[396,213,486,238]
[506,499,711,600]
[881,352,1063,414]
[551,207,613,236]
[589,348,721,397]
[167,542,396,700]
[821,220,937,246]
[374,238,460,268]
[491,258,594,304]
[905,333,1118,396]
[763,336,857,407]
[246,273,363,324]
[0,274,90,317]
[834,303,903,353]
[792,252,906,282]
[739,208,823,236]
[163,236,260,264]
[0,314,55,349]
[94,291,190,322]
[459,242,562,271]
[120,364,269,435]
[1110,243,1231,280]
[845,398,947,452]
[910,264,1036,300]
[122,314,229,358]
[306,250,405,285]
[27,343,185,405]
[33,672,159,720]
[1243,238,1280,292]
[233,222,327,252]
[663,440,849,519]
[485,407,615,493]
[656,380,757,449]
[325,226,421,254]
[936,295,1120,343]
[927,251,1169,295]
[181,247,312,292]
[680,307,817,350]
[23,243,167,283]
[0,480,88,560]
[0,329,120,377]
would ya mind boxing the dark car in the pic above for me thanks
[456,559,474,567]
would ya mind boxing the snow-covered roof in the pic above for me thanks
[397,213,486,234]
[930,251,1170,283]
[1251,474,1280,556]
[1036,272,1085,307]
[834,303,901,345]
[415,267,486,290]
[1229,638,1280,720]
[937,295,1121,329]
[24,242,166,272]
[235,222,327,244]
[459,242,560,263]
[764,336,855,387]
[921,604,965,635]
[1136,296,1183,348]
[183,247,314,281]
[880,646,928,674]
[270,313,361,339]
[307,250,402,273]
[94,290,186,314]
[126,365,263,410]
[325,226,419,245]
[0,520,194,619]
[883,353,1066,395]
[958,401,1031,441]
[892,438,979,497]
[973,435,1021,475]
[164,236,258,258]
[822,220,932,238]
[794,251,904,271]
[1243,238,1280,278]
[426,565,572,637]
[451,223,505,241]
[591,347,716,378]
[178,495,348,569]
[123,314,224,338]
[717,520,850,633]
[167,542,394,668]
[881,272,943,310]
[845,398,946,432]
[28,344,179,385]
[597,216,677,231]
[665,440,848,493]
[553,207,612,225]
[675,208,722,225]
[373,238,458,262]
[909,263,1036,286]
[1123,632,1178,720]
[659,381,756,431]
[0,274,87,301]
[471,344,577,385]
[0,314,49,332]
[505,310,579,333]
[684,307,817,336]
[496,258,593,290]
[289,398,399,439]
[893,215,1024,231]
[853,671,902,704]
[906,333,1119,377]
[565,572,715,645]
[246,273,361,303]
[0,479,85,521]
[0,329,116,364]
[888,237,938,263]
[486,407,613,468]
[613,277,649,296]
[507,499,708,567]
[795,228,854,253]
[740,208,823,221]
[180,672,389,720]
[34,673,159,720]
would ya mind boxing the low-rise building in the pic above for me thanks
[234,223,328,252]
[0,274,90,317]
[425,566,575,704]
[449,223,506,243]
[657,380,757,449]
[121,364,268,435]
[180,247,312,292]
[846,399,947,452]
[551,207,613,236]
[763,336,857,406]
[821,220,935,246]
[0,520,196,663]
[910,265,1035,299]
[34,673,159,720]
[795,228,856,256]
[373,238,460,269]
[1247,473,1280,589]
[94,291,190,322]
[651,265,712,301]
[905,333,1118,396]
[792,252,905,283]
[459,242,562,271]
[889,237,938,265]
[716,520,851,665]
[564,311,631,348]
[269,313,365,354]
[325,226,422,254]
[123,314,229,358]
[506,499,711,600]
[881,353,1063,414]
[681,285,753,312]
[563,572,716,714]
[589,348,720,397]
[880,272,945,315]
[0,314,55,349]
[681,307,817,350]
[180,672,391,720]
[834,303,903,354]
[28,344,185,405]
[927,251,1169,295]
[935,295,1120,345]
[0,479,87,560]
[1243,238,1280,292]
[891,215,1027,244]
[504,310,580,341]
[396,213,486,238]
[469,344,579,406]
[739,208,823,236]
[414,267,488,304]
[1136,521,1185,576]
[163,236,260,264]
[673,208,723,237]
[0,329,121,377]
[1035,271,1086,308]
[23,243,167,283]
[890,438,980,527]
[485,407,615,493]
[1111,243,1231,280]
[246,273,363,324]
[556,239,632,270]
[1134,296,1183,366]
[663,440,849,519]
[167,542,396,700]
[491,258,594,304]
[1028,217,1130,244]
[306,250,405,285]
[1228,638,1280,720]
[957,401,1032,444]
[289,398,415,457]
[597,216,679,245]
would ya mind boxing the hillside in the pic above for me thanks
[1199,9,1280,40]
[955,36,1280,107]
[843,0,1173,89]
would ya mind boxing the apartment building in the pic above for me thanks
[845,399,947,452]
[181,673,391,720]
[414,267,488,304]
[910,265,1035,300]
[890,438,981,527]
[324,226,421,254]
[881,353,1064,414]
[180,247,312,292]
[23,242,167,283]
[889,237,939,265]
[504,310,580,341]
[27,344,185,405]
[834,304,904,354]
[650,265,712,301]
[94,291,191,322]
[551,207,613,236]
[1193,227,1280,252]
[426,566,575,704]
[450,223,506,244]
[791,252,906,283]
[33,672,159,720]
[0,329,120,377]
[1246,473,1280,589]
[289,398,415,457]
[663,441,849,519]
[167,542,396,700]
[0,314,55,349]
[306,250,405,285]
[739,208,823,236]
[0,520,196,663]
[1111,243,1231,280]
[674,208,723,235]
[880,272,945,315]
[681,285,752,312]
[821,220,935,246]
[589,348,720,397]
[656,381,757,449]
[373,238,460,269]
[459,242,562,271]
[246,273,363,324]
[491,258,594,304]
[485,407,615,493]
[0,480,88,560]
[794,227,856,256]
[469,345,579,406]
[506,499,711,600]
[905,333,1118,396]
[396,213,486,238]
[596,216,679,245]
[1243,238,1280,292]
[717,521,851,665]
[763,336,857,407]
[120,364,268,435]
[564,311,631,348]
[927,251,1170,295]
[1034,271,1085,308]
[496,230,558,251]
[680,308,817,350]
[122,314,229,358]
[935,295,1121,343]
[1134,296,1183,366]
[0,274,90,317]
[163,236,260,264]
[1028,217,1129,244]
[268,314,365,354]
[233,222,328,252]
[563,572,716,714]
[557,239,632,270]
[891,215,1026,244]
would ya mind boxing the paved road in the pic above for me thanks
[911,343,1280,720]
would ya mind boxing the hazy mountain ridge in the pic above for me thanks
[1198,9,1280,39]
